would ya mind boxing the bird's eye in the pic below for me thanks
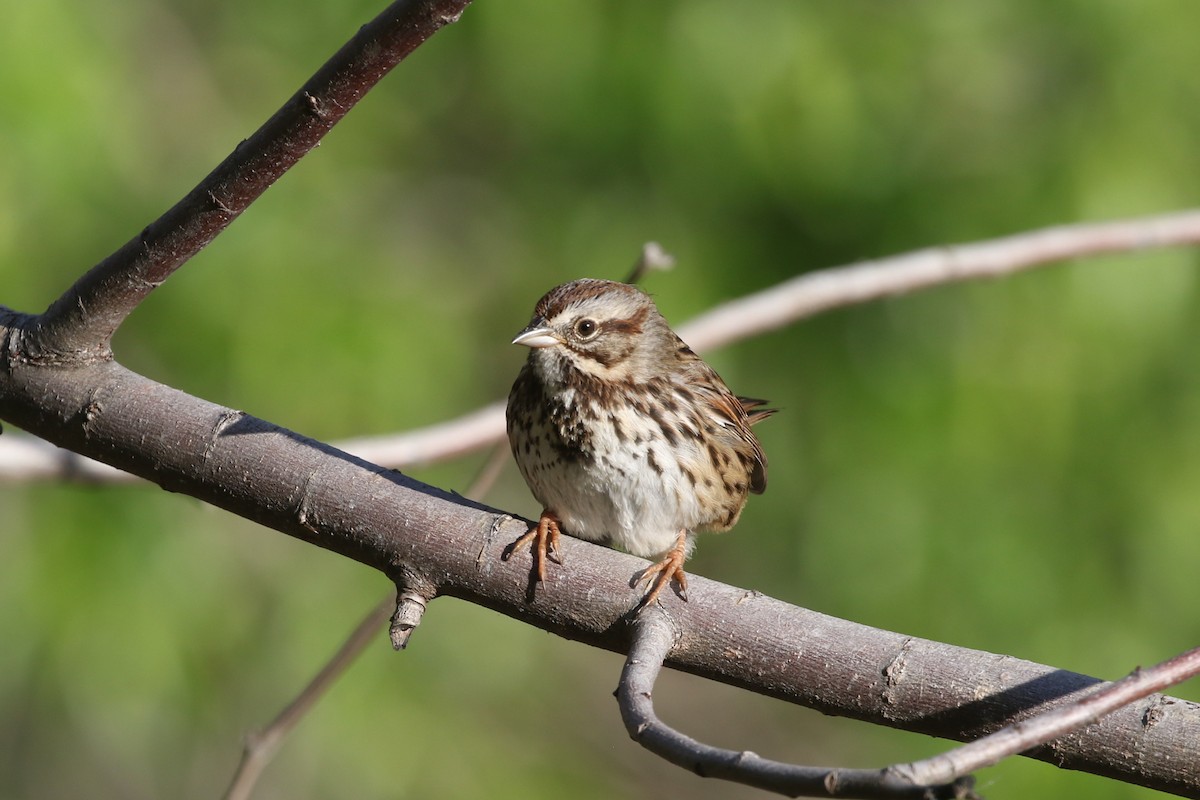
[575,318,598,338]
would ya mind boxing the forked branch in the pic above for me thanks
[25,0,472,360]
[619,606,975,799]
[1,341,1197,793]
[620,606,1200,799]
[2,0,1199,796]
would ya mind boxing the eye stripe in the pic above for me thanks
[602,306,649,335]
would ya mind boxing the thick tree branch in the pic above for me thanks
[618,606,976,799]
[5,207,1200,483]
[220,442,506,799]
[25,0,471,361]
[621,606,1200,798]
[0,402,508,483]
[0,339,1197,796]
[894,646,1200,788]
[3,0,1198,793]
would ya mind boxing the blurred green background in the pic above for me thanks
[2,0,1200,798]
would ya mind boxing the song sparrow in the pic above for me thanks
[504,278,773,606]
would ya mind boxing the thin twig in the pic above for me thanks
[222,442,510,800]
[624,241,677,285]
[620,609,1200,799]
[6,209,1198,482]
[617,606,975,799]
[0,434,131,482]
[675,208,1200,352]
[459,440,512,501]
[892,646,1200,787]
[222,594,396,800]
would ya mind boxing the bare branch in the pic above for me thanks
[24,0,472,360]
[3,0,1193,794]
[618,606,975,799]
[219,440,507,799]
[895,645,1200,788]
[336,401,508,470]
[622,608,1200,798]
[221,594,396,800]
[6,207,1200,483]
[0,341,1197,795]
[0,434,132,483]
[624,241,677,285]
[0,403,509,483]
[675,208,1200,352]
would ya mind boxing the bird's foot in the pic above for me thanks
[502,509,563,583]
[636,530,690,607]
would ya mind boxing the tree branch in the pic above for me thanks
[0,342,1197,795]
[5,208,1200,483]
[220,441,507,799]
[894,645,1200,789]
[675,209,1200,352]
[24,0,471,361]
[618,606,976,799]
[3,0,1199,794]
[221,594,397,800]
[621,606,1200,798]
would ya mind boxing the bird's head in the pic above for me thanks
[512,279,673,386]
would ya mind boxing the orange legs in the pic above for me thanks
[503,509,563,583]
[637,529,689,607]
[506,517,691,608]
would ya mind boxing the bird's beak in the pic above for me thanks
[512,324,560,349]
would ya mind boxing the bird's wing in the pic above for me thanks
[681,353,771,495]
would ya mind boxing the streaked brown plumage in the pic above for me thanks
[504,278,773,605]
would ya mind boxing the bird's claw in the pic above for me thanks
[636,531,690,608]
[503,510,563,584]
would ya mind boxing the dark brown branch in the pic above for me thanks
[26,0,471,361]
[1,2,1197,791]
[621,609,1200,798]
[618,606,975,799]
[896,646,1200,787]
[220,440,503,798]
[0,342,1197,796]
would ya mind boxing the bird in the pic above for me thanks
[503,278,773,606]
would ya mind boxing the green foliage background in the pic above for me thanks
[2,1,1199,798]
